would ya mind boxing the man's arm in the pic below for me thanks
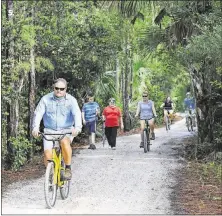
[71,97,82,133]
[82,111,86,125]
[96,102,100,116]
[32,98,46,137]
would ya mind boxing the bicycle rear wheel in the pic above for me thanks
[187,117,192,132]
[60,160,71,200]
[143,130,148,153]
[190,118,194,131]
[165,116,169,131]
[44,161,57,208]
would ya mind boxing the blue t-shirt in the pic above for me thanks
[184,97,195,110]
[82,102,100,122]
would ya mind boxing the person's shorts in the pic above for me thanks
[85,120,96,134]
[140,118,154,129]
[164,109,173,115]
[185,109,195,117]
[43,128,74,151]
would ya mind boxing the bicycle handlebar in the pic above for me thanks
[39,132,72,141]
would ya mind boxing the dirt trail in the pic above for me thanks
[2,118,194,214]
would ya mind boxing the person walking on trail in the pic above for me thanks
[82,93,100,150]
[160,96,174,124]
[102,98,124,150]
[135,91,157,148]
[32,78,82,180]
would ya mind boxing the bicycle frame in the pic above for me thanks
[144,120,150,138]
[40,132,71,186]
[51,147,64,187]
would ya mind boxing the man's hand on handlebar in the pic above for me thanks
[32,129,40,138]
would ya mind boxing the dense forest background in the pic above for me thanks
[1,0,222,170]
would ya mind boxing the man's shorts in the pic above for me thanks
[85,120,96,134]
[43,128,74,151]
[185,109,195,117]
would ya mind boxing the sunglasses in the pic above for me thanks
[54,87,65,91]
[142,95,148,97]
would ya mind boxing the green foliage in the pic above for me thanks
[9,136,32,171]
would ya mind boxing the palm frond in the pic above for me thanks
[154,8,167,26]
[99,1,149,17]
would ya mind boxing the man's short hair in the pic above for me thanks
[53,78,68,87]
[87,92,94,98]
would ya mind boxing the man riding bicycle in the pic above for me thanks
[184,92,196,127]
[32,78,82,180]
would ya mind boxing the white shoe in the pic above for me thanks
[112,147,116,150]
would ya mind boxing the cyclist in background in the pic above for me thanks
[160,96,174,124]
[135,91,157,148]
[32,78,82,180]
[184,92,196,127]
[82,93,100,150]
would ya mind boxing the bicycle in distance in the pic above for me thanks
[185,107,196,132]
[164,109,174,132]
[39,131,72,209]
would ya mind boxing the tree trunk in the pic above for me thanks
[189,60,218,144]
[28,7,36,160]
[115,57,119,92]
[6,0,15,167]
[123,35,131,131]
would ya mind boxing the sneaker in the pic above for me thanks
[88,144,96,150]
[140,142,144,148]
[91,144,96,150]
[150,132,155,140]
[64,168,72,180]
[111,147,116,150]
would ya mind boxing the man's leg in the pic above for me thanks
[90,121,96,149]
[44,149,52,167]
[43,138,53,167]
[61,137,72,180]
[140,120,145,147]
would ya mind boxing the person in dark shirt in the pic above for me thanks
[160,96,174,124]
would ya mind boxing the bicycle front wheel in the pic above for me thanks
[60,160,71,200]
[143,130,148,153]
[44,161,57,209]
[147,130,150,152]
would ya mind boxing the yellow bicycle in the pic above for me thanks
[40,132,71,209]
